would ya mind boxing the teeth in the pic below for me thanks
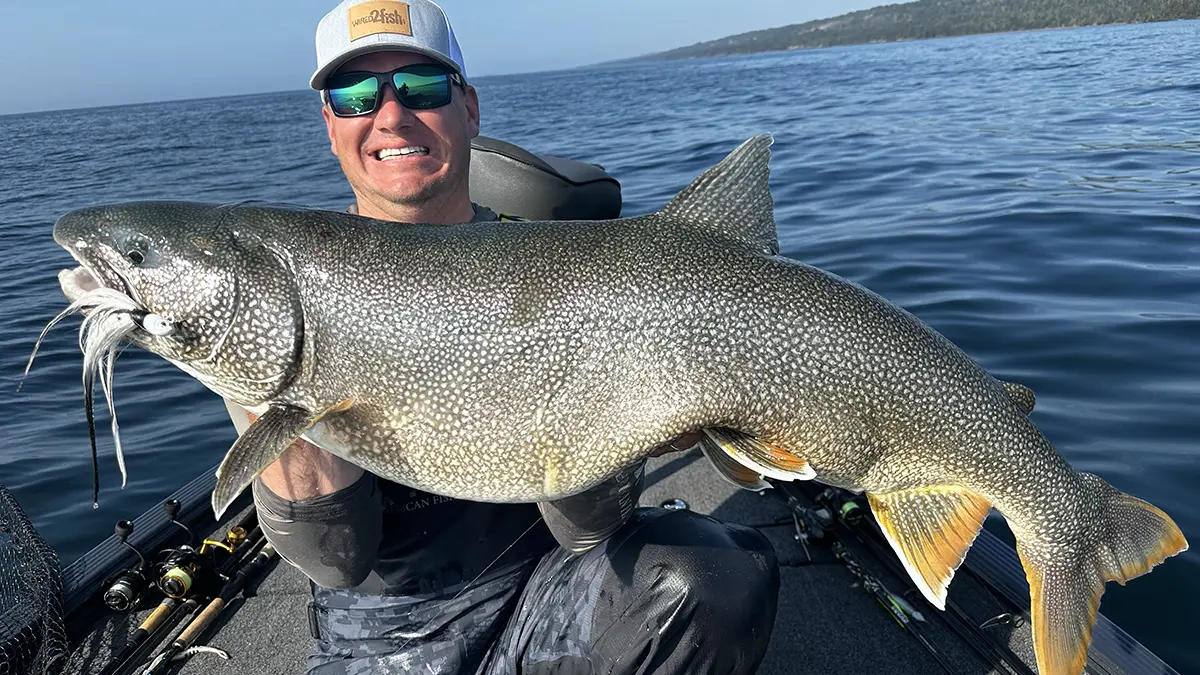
[377,146,429,159]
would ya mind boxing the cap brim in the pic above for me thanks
[310,45,463,90]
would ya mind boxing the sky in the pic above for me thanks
[0,0,884,116]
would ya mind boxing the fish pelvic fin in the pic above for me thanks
[1017,473,1188,675]
[866,486,993,611]
[698,431,771,491]
[211,398,355,518]
[701,427,815,486]
[657,135,779,256]
[1001,380,1036,415]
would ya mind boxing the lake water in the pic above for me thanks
[2,19,1198,674]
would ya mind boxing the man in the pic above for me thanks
[226,1,780,673]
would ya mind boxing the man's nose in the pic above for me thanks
[373,83,414,129]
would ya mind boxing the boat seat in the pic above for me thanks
[469,136,622,221]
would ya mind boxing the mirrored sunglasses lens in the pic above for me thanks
[327,75,380,115]
[392,72,451,109]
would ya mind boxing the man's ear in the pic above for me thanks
[321,102,338,155]
[464,84,480,138]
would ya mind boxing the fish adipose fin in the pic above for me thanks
[866,486,992,610]
[701,427,814,487]
[657,135,779,256]
[1001,380,1036,415]
[211,398,354,518]
[1016,473,1188,675]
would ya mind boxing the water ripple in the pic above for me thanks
[2,18,1200,673]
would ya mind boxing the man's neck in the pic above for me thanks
[355,193,476,225]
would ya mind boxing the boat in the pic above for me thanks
[0,136,1181,675]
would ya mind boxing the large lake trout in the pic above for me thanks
[39,136,1186,675]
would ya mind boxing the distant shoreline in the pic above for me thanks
[4,12,1195,117]
[615,0,1200,65]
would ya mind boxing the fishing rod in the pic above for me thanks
[106,528,266,675]
[830,539,960,674]
[141,539,277,675]
[797,483,1039,675]
[96,503,262,675]
[772,489,961,675]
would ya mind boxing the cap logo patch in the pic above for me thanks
[348,1,412,41]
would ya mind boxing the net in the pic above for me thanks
[0,485,66,675]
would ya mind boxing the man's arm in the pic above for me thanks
[538,461,644,554]
[224,399,381,588]
[538,433,702,554]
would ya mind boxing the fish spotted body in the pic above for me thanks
[44,136,1187,675]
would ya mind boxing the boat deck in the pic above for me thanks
[58,451,1153,675]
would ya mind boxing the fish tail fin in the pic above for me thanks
[1016,473,1188,675]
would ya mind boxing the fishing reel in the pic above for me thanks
[152,499,244,599]
[814,486,866,527]
[103,520,149,612]
[103,498,248,611]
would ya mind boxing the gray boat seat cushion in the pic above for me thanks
[468,136,622,221]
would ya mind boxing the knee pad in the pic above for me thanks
[604,508,781,609]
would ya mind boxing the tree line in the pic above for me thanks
[636,0,1200,61]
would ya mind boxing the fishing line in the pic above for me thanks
[392,515,544,655]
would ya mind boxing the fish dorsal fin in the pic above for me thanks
[866,486,993,610]
[1001,380,1036,415]
[657,135,779,255]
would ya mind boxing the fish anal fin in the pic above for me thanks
[698,435,771,491]
[1001,380,1037,415]
[701,427,815,482]
[866,486,992,610]
[212,398,354,518]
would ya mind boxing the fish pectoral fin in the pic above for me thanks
[211,398,354,518]
[866,486,992,610]
[1001,380,1036,415]
[701,427,815,483]
[698,434,771,491]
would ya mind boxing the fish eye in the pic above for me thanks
[121,234,152,266]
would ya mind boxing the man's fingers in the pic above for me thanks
[649,431,705,457]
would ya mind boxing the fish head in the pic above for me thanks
[52,201,304,405]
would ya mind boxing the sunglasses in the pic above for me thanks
[324,64,464,117]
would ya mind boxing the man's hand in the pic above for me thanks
[647,431,705,458]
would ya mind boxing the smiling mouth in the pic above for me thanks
[374,146,430,160]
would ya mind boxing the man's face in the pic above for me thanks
[322,50,480,218]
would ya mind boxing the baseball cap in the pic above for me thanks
[310,0,467,91]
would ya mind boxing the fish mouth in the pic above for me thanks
[59,248,140,308]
